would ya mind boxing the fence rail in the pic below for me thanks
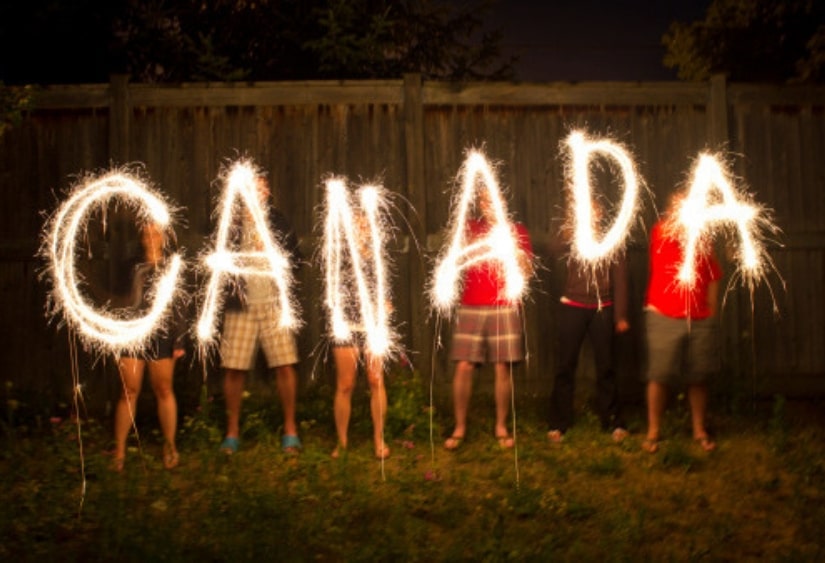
[3,74,824,415]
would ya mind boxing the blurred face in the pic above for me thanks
[141,222,164,257]
[478,190,495,221]
[255,176,270,204]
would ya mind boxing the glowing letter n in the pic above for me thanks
[322,179,393,357]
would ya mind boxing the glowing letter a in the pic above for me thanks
[197,161,298,344]
[430,149,526,315]
[676,154,761,286]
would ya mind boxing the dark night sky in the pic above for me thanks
[489,0,712,81]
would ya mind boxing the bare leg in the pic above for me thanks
[148,357,178,468]
[365,353,389,459]
[223,368,247,439]
[114,357,145,469]
[644,381,667,452]
[445,360,474,448]
[332,347,358,455]
[275,364,298,437]
[688,383,716,450]
[494,362,514,447]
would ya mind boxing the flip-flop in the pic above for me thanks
[220,436,239,455]
[282,434,302,454]
[444,435,464,450]
[496,434,515,449]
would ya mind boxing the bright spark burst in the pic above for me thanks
[673,152,776,290]
[196,160,299,345]
[564,130,642,267]
[322,178,394,358]
[430,149,527,315]
[41,170,183,356]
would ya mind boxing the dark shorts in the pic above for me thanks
[123,332,176,361]
[449,305,525,364]
[645,309,720,384]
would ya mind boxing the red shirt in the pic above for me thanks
[645,220,722,319]
[461,219,533,306]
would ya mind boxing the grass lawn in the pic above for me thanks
[2,379,824,561]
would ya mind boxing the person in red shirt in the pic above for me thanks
[443,192,533,450]
[642,192,722,453]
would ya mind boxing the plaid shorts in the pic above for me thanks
[449,305,525,364]
[645,309,720,384]
[220,303,298,370]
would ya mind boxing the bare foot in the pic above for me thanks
[163,444,179,469]
[443,435,464,450]
[641,436,660,453]
[375,443,391,460]
[695,435,716,452]
[547,430,564,444]
[611,428,629,443]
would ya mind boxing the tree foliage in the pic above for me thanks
[662,0,825,82]
[0,0,513,84]
[0,84,35,137]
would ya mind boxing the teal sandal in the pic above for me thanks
[282,434,302,454]
[220,436,239,454]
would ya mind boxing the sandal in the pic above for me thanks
[220,436,239,455]
[496,434,515,449]
[443,435,464,451]
[281,434,302,454]
[695,436,717,452]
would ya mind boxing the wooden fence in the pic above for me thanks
[2,74,824,416]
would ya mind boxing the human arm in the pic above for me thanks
[612,254,630,333]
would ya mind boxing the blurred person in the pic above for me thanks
[642,191,721,453]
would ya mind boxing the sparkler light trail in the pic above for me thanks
[673,153,775,290]
[196,160,299,346]
[564,130,642,267]
[322,178,394,358]
[41,170,183,356]
[430,149,528,315]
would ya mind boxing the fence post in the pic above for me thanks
[109,74,130,162]
[403,73,432,377]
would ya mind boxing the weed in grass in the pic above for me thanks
[659,440,700,472]
[768,394,788,453]
[585,451,623,477]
